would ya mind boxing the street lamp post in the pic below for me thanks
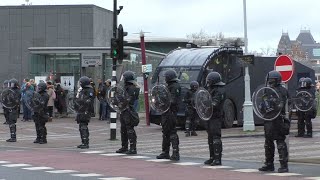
[242,0,255,131]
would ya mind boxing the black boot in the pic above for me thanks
[278,161,288,173]
[39,126,47,144]
[204,143,214,165]
[156,152,170,159]
[78,124,89,149]
[191,131,198,136]
[277,140,289,173]
[126,129,137,155]
[304,132,312,138]
[116,146,128,153]
[157,134,170,159]
[170,150,180,161]
[34,123,40,143]
[170,134,180,161]
[185,131,191,137]
[211,139,222,166]
[259,163,275,171]
[259,140,275,171]
[6,124,16,142]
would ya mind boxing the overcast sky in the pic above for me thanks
[1,0,320,53]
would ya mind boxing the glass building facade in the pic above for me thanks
[29,46,166,92]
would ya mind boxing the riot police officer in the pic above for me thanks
[75,76,94,149]
[156,69,181,161]
[2,80,9,125]
[184,81,199,137]
[295,77,315,138]
[258,70,290,173]
[203,72,225,166]
[33,82,49,144]
[6,79,21,142]
[115,71,140,154]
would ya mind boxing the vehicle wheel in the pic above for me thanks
[223,99,235,128]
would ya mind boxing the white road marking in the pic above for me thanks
[172,162,202,166]
[99,177,135,180]
[266,173,302,176]
[123,156,150,159]
[305,177,320,180]
[2,164,31,167]
[80,151,106,154]
[232,169,259,173]
[22,167,54,170]
[146,159,171,162]
[71,173,103,177]
[0,161,10,164]
[202,166,232,169]
[46,170,79,174]
[100,153,126,156]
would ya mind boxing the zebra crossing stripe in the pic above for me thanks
[46,170,78,174]
[232,169,259,173]
[123,156,150,159]
[22,167,54,170]
[202,166,232,169]
[0,161,10,164]
[173,162,202,166]
[305,177,320,180]
[80,151,106,154]
[99,177,135,180]
[2,164,31,167]
[146,159,171,162]
[100,153,126,157]
[266,173,302,176]
[71,173,103,177]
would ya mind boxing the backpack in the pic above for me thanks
[52,90,56,100]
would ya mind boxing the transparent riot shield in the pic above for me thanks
[106,85,129,112]
[194,88,213,121]
[1,89,18,109]
[150,84,171,114]
[293,90,315,112]
[252,86,282,121]
[24,91,44,113]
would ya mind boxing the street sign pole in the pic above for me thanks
[140,31,150,126]
[274,55,295,161]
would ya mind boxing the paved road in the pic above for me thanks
[0,117,320,179]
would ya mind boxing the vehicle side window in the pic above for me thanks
[226,55,242,83]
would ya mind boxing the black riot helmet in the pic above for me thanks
[79,76,91,88]
[122,71,135,83]
[164,69,179,83]
[37,82,47,92]
[302,77,313,88]
[9,78,19,88]
[266,70,282,87]
[190,81,199,92]
[206,72,225,87]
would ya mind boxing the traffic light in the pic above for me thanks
[111,38,119,59]
[117,24,128,62]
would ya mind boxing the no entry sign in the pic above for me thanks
[274,55,294,83]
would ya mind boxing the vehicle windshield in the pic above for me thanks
[152,67,200,87]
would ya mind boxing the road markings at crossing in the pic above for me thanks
[80,150,107,154]
[231,169,259,173]
[46,169,79,174]
[146,159,171,162]
[100,153,126,156]
[172,162,202,166]
[22,167,54,170]
[71,173,103,177]
[266,173,302,176]
[2,164,31,167]
[123,156,150,159]
[202,166,232,169]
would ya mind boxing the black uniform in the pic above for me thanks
[2,80,9,125]
[33,82,50,144]
[156,69,181,161]
[6,79,21,142]
[116,73,140,154]
[259,70,290,173]
[184,81,199,137]
[204,72,225,166]
[75,76,94,149]
[296,77,315,138]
